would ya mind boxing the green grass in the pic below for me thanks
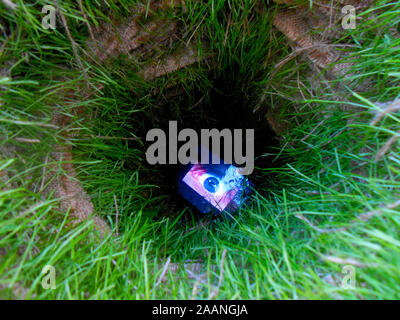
[1,0,400,299]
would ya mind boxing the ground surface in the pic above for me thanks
[1,0,400,299]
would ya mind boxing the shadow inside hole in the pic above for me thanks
[124,70,283,220]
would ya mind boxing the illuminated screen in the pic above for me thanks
[182,163,245,211]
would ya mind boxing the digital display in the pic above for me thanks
[182,163,247,212]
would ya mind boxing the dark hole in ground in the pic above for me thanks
[125,69,282,220]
